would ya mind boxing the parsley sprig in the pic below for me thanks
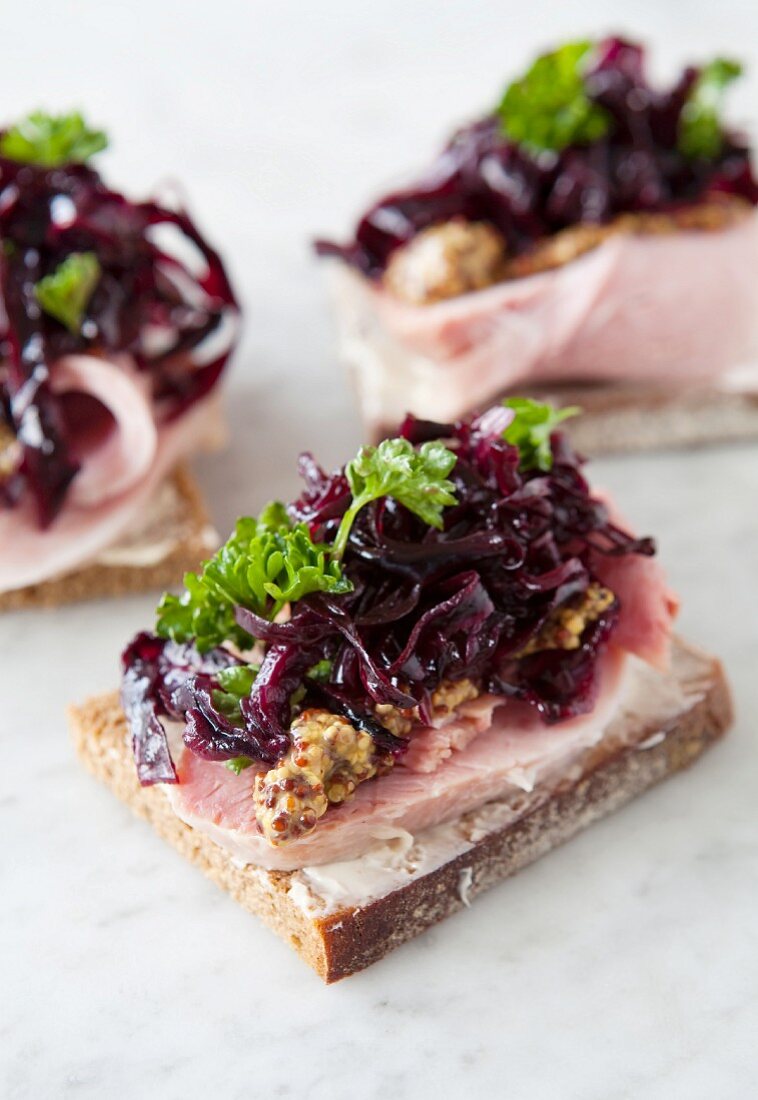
[34,252,101,334]
[332,439,458,560]
[157,502,351,652]
[212,664,260,723]
[213,666,259,773]
[156,439,459,652]
[156,404,581,656]
[678,58,743,160]
[498,40,610,153]
[0,110,108,167]
[502,398,579,472]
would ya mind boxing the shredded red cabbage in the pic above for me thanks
[123,410,655,785]
[0,149,238,526]
[121,633,241,785]
[316,37,757,276]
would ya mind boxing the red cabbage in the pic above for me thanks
[120,632,240,785]
[123,411,657,784]
[316,37,757,276]
[0,148,238,526]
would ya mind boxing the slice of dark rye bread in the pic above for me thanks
[68,638,732,983]
[0,465,215,612]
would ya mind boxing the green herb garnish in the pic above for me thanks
[502,398,579,472]
[212,664,259,723]
[34,252,101,334]
[498,40,610,153]
[678,58,743,160]
[332,438,458,560]
[157,502,351,653]
[0,110,108,167]
[157,438,459,652]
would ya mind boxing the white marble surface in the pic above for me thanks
[2,3,758,1097]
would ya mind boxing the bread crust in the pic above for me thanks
[520,384,758,456]
[68,638,732,983]
[372,386,758,455]
[0,465,214,611]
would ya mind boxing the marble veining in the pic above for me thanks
[1,1,758,1097]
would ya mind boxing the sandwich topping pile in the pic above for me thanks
[318,37,757,298]
[122,400,675,867]
[0,111,237,588]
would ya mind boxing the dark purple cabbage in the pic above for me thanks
[0,150,238,526]
[489,608,618,719]
[120,632,240,785]
[122,413,658,783]
[181,665,291,768]
[316,37,757,276]
[288,452,351,527]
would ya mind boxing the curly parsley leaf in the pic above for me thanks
[0,110,108,167]
[212,664,259,724]
[34,252,101,334]
[216,664,259,695]
[333,438,458,559]
[678,58,743,160]
[158,439,458,649]
[502,398,579,472]
[157,504,352,653]
[498,39,611,153]
[156,518,257,652]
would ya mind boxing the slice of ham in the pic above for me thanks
[166,647,632,871]
[51,355,158,509]
[327,213,758,433]
[163,508,673,875]
[593,549,677,672]
[400,694,501,773]
[0,359,224,592]
[165,517,676,871]
[591,493,678,672]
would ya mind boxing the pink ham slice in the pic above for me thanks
[166,516,676,871]
[51,355,158,508]
[400,694,501,773]
[166,514,677,870]
[593,549,677,672]
[0,368,224,591]
[167,647,631,871]
[590,494,678,672]
[329,214,758,432]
